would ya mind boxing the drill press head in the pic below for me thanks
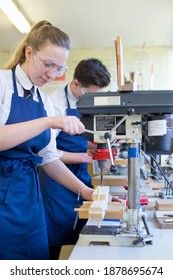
[90,143,118,172]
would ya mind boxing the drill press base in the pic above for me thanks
[78,225,153,247]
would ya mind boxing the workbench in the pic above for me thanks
[68,176,172,260]
[69,210,173,260]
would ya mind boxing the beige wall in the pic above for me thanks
[0,51,10,69]
[1,46,172,94]
[124,47,170,90]
[42,46,173,94]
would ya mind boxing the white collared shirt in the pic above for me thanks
[50,84,78,137]
[0,64,62,164]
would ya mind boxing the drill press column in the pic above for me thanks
[126,143,141,231]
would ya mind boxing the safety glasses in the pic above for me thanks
[34,52,68,77]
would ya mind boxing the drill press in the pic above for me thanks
[76,90,173,246]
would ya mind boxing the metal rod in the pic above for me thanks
[106,138,115,166]
[141,215,151,235]
[84,129,101,135]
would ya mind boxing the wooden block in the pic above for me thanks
[153,213,173,229]
[92,175,128,186]
[75,201,125,220]
[92,186,109,201]
[88,200,107,221]
[115,159,128,166]
[115,37,124,90]
[105,202,125,219]
[154,210,173,218]
[115,37,122,65]
[75,202,92,219]
[119,82,136,92]
[155,200,173,211]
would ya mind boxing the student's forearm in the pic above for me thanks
[0,115,85,151]
[60,151,93,164]
[42,159,93,200]
[0,117,51,151]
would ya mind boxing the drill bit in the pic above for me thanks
[98,160,106,187]
[100,166,103,187]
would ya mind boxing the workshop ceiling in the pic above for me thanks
[0,0,173,51]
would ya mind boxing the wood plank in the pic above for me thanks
[114,159,128,165]
[115,37,124,90]
[88,200,107,221]
[155,200,173,211]
[154,210,173,218]
[92,186,109,201]
[115,36,136,92]
[153,213,173,229]
[75,201,125,220]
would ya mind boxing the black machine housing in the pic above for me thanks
[77,90,173,155]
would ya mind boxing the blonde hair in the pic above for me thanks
[4,20,71,69]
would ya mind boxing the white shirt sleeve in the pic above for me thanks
[38,92,63,165]
[49,87,67,137]
[49,85,79,157]
[0,70,14,125]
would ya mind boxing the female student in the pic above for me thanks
[0,20,93,260]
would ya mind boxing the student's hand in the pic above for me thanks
[80,187,122,203]
[110,195,122,203]
[80,186,94,201]
[84,153,93,164]
[51,116,85,135]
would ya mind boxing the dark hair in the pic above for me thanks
[73,58,111,88]
[4,20,71,69]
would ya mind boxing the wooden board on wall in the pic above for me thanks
[115,36,124,90]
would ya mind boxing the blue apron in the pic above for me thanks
[40,85,93,246]
[0,68,51,260]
